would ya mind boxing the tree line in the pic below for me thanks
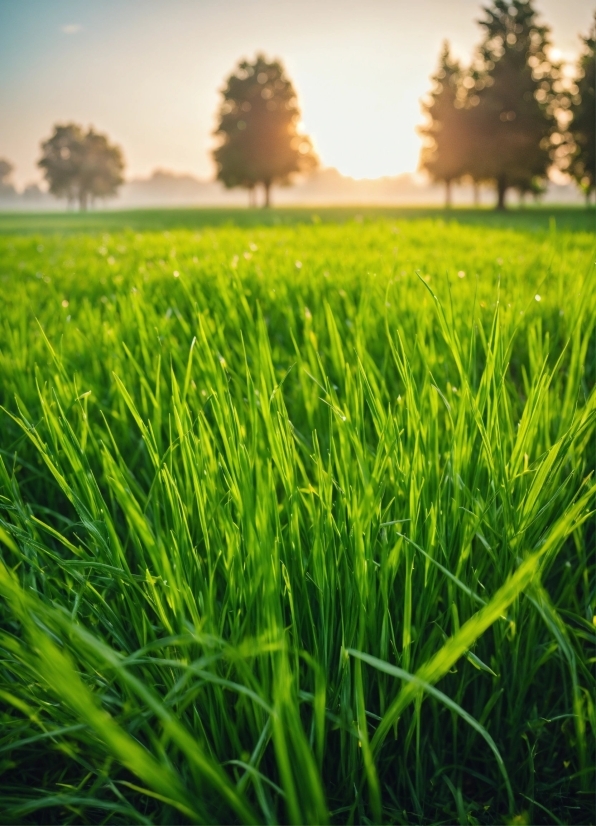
[1,0,593,210]
[419,1,595,208]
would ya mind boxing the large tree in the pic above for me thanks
[470,0,557,209]
[213,54,317,207]
[566,20,595,204]
[419,43,468,208]
[38,123,125,211]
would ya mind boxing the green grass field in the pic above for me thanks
[0,207,594,824]
[1,204,595,235]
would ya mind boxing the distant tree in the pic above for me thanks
[515,174,547,204]
[23,183,45,202]
[566,20,595,204]
[0,158,13,184]
[470,0,557,209]
[419,43,468,207]
[456,67,503,202]
[0,158,16,198]
[38,123,125,211]
[213,54,318,207]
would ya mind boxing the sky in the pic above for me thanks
[0,0,592,188]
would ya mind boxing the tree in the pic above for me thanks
[515,174,546,204]
[566,19,595,204]
[419,43,468,207]
[213,54,318,207]
[38,123,125,211]
[0,158,16,199]
[470,0,557,209]
[23,183,44,202]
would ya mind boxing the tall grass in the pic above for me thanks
[0,218,594,824]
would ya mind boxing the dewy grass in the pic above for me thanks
[0,215,594,824]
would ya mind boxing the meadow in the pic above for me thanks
[0,207,594,825]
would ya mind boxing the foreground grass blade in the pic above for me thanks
[0,214,594,823]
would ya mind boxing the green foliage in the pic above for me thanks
[567,19,596,202]
[0,215,595,824]
[213,55,317,207]
[38,124,125,212]
[1,205,594,236]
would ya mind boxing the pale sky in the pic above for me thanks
[0,0,592,188]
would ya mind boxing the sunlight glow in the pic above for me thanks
[0,0,590,187]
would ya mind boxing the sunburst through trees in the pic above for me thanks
[213,54,318,208]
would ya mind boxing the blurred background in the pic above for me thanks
[0,0,593,209]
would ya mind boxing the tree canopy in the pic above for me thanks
[471,0,557,208]
[0,159,16,198]
[566,20,595,203]
[420,0,561,209]
[213,54,317,207]
[38,124,125,211]
[419,43,468,206]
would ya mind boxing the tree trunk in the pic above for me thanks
[496,176,507,211]
[445,179,452,209]
[473,181,480,207]
[248,186,255,208]
[79,190,88,212]
[263,181,271,208]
